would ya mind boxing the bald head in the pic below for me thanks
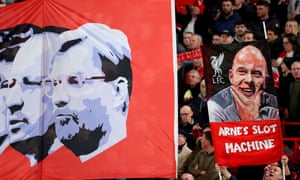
[229,45,267,98]
[232,45,267,79]
[180,105,193,124]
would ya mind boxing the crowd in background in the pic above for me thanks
[176,0,300,179]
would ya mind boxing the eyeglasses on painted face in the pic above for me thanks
[1,78,16,89]
[41,75,106,96]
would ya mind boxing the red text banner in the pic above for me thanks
[211,120,283,167]
[177,49,202,62]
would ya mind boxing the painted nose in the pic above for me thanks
[52,86,70,108]
[6,84,24,114]
[245,72,253,82]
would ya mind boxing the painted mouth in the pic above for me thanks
[9,118,29,125]
[11,128,20,134]
[9,118,29,134]
[240,87,255,97]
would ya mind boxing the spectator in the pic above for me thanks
[187,130,223,180]
[213,0,242,36]
[290,142,300,175]
[233,0,256,24]
[177,32,187,54]
[280,154,295,180]
[263,162,283,180]
[287,0,300,22]
[283,58,300,138]
[189,34,203,50]
[270,0,288,34]
[178,49,203,107]
[248,0,280,40]
[267,27,284,104]
[283,20,299,38]
[176,5,211,45]
[179,105,198,149]
[189,78,209,128]
[181,124,211,174]
[286,60,300,124]
[275,34,300,122]
[233,20,248,43]
[180,69,201,106]
[242,29,257,42]
[180,172,195,180]
[220,29,235,44]
[267,27,284,61]
[178,129,193,177]
[183,31,194,50]
[212,33,221,45]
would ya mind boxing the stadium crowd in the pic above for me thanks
[176,0,300,179]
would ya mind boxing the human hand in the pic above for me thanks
[215,163,231,179]
[291,11,297,19]
[281,155,289,166]
[231,86,262,120]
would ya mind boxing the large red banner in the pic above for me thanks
[0,0,176,179]
[204,42,283,167]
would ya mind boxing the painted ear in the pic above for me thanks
[113,77,129,110]
[228,69,233,84]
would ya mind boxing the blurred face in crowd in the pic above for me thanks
[284,21,298,35]
[243,32,255,42]
[229,45,267,99]
[222,0,234,16]
[180,173,195,180]
[180,105,193,124]
[234,24,247,37]
[183,32,193,49]
[212,34,221,45]
[267,30,278,43]
[200,131,210,149]
[221,33,234,44]
[190,34,202,49]
[292,61,300,81]
[200,79,207,98]
[264,163,283,180]
[256,5,269,19]
[178,133,187,146]
[187,70,201,87]
[282,37,293,53]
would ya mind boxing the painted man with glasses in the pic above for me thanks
[45,23,132,161]
[0,24,45,156]
[5,26,67,166]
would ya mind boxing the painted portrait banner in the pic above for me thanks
[0,0,176,179]
[204,41,283,166]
